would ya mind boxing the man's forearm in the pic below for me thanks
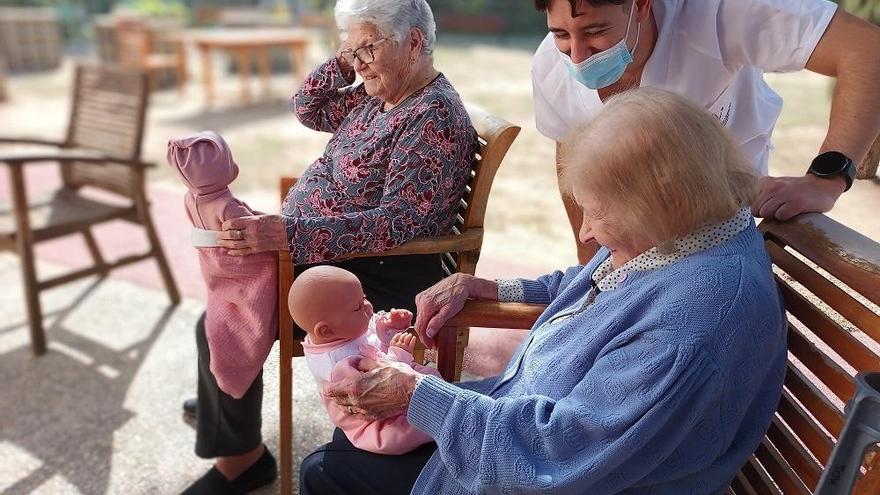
[808,11,880,164]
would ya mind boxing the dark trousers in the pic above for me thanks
[194,254,446,458]
[300,428,436,495]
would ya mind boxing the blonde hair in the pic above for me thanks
[559,87,758,252]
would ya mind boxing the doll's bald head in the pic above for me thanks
[288,266,374,344]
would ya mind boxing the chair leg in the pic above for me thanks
[455,328,468,382]
[279,323,294,495]
[19,248,46,356]
[82,228,108,274]
[136,198,180,304]
[9,166,46,355]
[438,326,467,381]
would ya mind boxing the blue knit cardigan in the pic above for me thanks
[407,222,787,494]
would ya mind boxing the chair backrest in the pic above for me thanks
[61,64,149,197]
[441,106,519,276]
[730,214,880,494]
[113,19,153,70]
[279,106,520,269]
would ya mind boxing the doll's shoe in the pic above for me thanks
[182,446,277,494]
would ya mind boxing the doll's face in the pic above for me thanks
[288,266,374,343]
[322,276,374,340]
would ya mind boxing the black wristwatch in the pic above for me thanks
[807,151,855,192]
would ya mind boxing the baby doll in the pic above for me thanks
[167,131,277,399]
[288,265,441,455]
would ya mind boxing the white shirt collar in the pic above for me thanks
[591,207,752,291]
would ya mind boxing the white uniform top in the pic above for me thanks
[531,0,838,175]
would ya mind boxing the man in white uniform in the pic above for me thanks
[532,0,880,263]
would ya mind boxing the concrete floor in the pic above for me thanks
[0,254,334,494]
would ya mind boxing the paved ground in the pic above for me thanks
[1,32,878,495]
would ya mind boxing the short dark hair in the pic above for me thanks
[534,0,627,16]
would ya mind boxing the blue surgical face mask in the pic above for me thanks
[558,2,641,90]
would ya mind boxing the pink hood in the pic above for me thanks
[167,131,239,195]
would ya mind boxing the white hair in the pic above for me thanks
[335,0,437,55]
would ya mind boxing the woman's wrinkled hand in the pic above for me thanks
[324,356,421,420]
[217,214,288,256]
[413,273,477,350]
[335,43,355,80]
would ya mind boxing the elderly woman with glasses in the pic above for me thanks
[313,88,788,495]
[182,1,477,493]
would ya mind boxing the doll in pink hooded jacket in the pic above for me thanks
[167,131,277,399]
[289,265,441,455]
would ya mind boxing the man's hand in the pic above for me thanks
[751,174,846,221]
[218,214,289,255]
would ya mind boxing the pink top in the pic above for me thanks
[167,131,277,399]
[302,315,442,455]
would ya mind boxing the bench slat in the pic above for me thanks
[766,418,823,490]
[741,456,782,495]
[732,471,760,495]
[755,440,811,495]
[784,366,844,437]
[777,390,835,465]
[766,241,880,343]
[787,322,855,402]
[779,280,880,373]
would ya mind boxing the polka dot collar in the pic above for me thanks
[591,207,753,292]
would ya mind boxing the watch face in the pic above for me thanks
[810,151,852,176]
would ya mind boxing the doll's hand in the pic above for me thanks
[389,332,417,355]
[376,309,413,332]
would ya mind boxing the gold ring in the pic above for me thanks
[236,229,244,240]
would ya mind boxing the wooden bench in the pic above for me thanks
[439,213,880,494]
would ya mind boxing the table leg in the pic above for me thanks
[257,47,272,97]
[199,44,214,105]
[290,42,308,91]
[235,48,252,104]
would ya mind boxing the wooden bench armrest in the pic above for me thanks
[445,300,546,329]
[0,136,66,147]
[0,149,154,169]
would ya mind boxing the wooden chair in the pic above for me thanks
[0,64,180,356]
[440,213,880,494]
[114,18,187,94]
[276,106,520,494]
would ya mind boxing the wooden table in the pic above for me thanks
[0,55,7,102]
[187,28,310,105]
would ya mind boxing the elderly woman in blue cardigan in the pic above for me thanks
[310,88,788,495]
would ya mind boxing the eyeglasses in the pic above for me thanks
[340,38,389,65]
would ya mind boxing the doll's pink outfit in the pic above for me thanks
[167,131,277,399]
[301,313,442,455]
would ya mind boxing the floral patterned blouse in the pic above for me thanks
[283,58,477,264]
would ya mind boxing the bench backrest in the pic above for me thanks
[730,214,880,494]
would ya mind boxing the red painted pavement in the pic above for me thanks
[1,165,554,376]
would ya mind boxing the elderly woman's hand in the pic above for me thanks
[335,43,356,79]
[324,354,422,420]
[414,274,498,349]
[218,214,288,256]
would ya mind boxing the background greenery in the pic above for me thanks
[0,0,876,42]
